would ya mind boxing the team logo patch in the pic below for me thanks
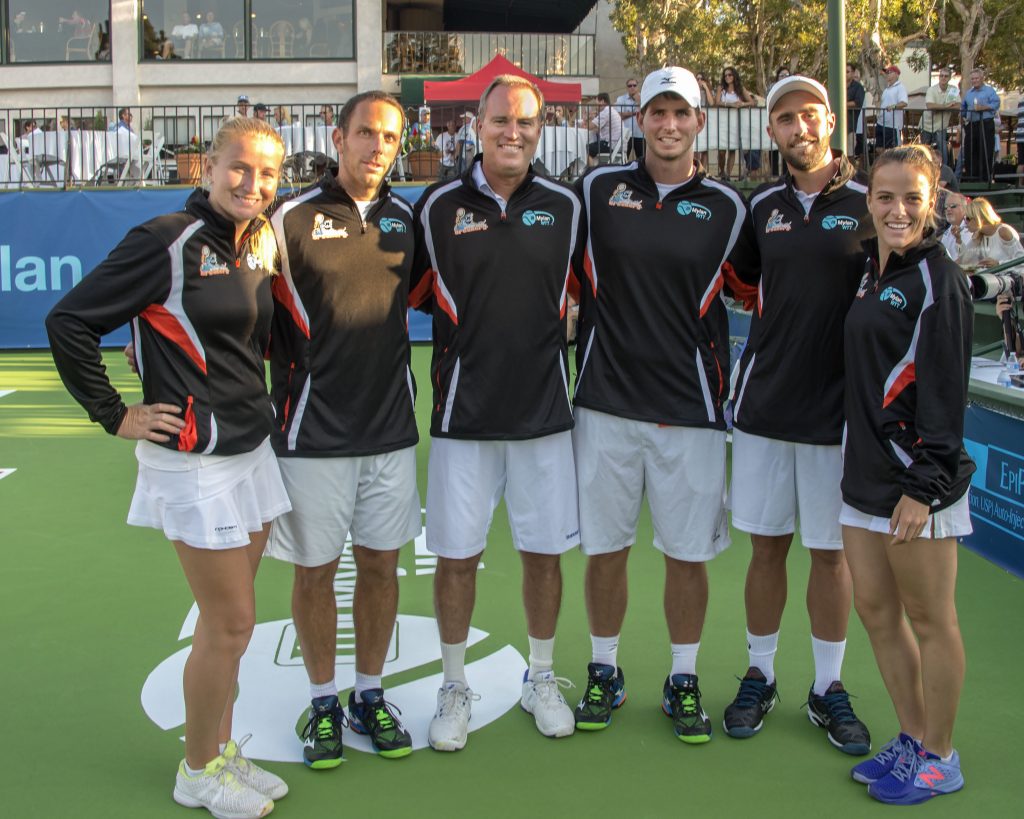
[522,209,555,227]
[822,214,859,231]
[246,252,266,272]
[676,200,712,221]
[379,218,408,234]
[880,286,908,310]
[608,183,643,210]
[765,208,792,233]
[453,207,488,235]
[199,245,229,277]
[311,213,348,240]
[855,273,871,299]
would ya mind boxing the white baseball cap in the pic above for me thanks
[765,75,831,114]
[640,67,702,110]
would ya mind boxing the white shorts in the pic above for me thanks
[425,432,580,558]
[839,491,973,539]
[731,429,843,550]
[265,447,421,567]
[573,408,730,561]
[127,437,291,550]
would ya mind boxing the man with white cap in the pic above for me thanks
[724,74,873,755]
[571,66,749,743]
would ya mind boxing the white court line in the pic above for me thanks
[0,390,15,399]
[0,468,16,480]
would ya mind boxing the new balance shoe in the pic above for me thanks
[806,681,871,755]
[868,747,964,804]
[428,681,479,752]
[173,755,273,819]
[662,673,712,744]
[723,667,778,738]
[300,695,348,769]
[852,733,919,784]
[574,663,627,730]
[521,670,575,738]
[223,736,288,800]
[348,688,413,759]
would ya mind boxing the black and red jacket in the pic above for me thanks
[269,174,418,457]
[730,157,873,444]
[46,190,274,455]
[573,160,747,429]
[841,238,975,517]
[410,158,583,439]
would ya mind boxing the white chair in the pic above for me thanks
[141,134,166,184]
[596,133,625,166]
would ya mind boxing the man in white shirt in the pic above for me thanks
[939,192,968,261]
[877,65,908,148]
[614,79,643,160]
[455,111,476,174]
[170,12,198,59]
[587,93,623,166]
[922,69,960,166]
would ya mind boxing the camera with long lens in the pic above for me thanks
[969,271,1024,301]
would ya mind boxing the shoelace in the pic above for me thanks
[531,676,574,703]
[733,676,773,708]
[814,689,859,724]
[871,739,906,769]
[367,699,403,733]
[673,688,700,716]
[438,685,480,717]
[888,745,920,784]
[229,734,255,773]
[301,706,348,741]
[584,676,613,705]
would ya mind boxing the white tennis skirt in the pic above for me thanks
[127,437,292,549]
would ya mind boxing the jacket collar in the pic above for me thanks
[463,154,537,201]
[780,154,859,200]
[184,188,267,246]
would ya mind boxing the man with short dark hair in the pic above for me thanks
[571,66,747,743]
[588,92,623,166]
[845,63,865,161]
[116,107,133,132]
[411,75,584,752]
[265,90,421,767]
[724,75,873,756]
[615,79,644,160]
[253,103,269,121]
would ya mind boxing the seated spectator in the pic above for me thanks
[295,17,314,57]
[320,105,335,126]
[198,12,224,53]
[939,192,969,261]
[587,92,623,166]
[59,9,91,37]
[170,12,198,59]
[961,196,1024,269]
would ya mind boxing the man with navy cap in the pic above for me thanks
[571,66,749,743]
[723,74,873,756]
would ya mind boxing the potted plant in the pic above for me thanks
[405,129,438,181]
[174,136,205,185]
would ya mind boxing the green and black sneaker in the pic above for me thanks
[301,695,348,769]
[662,673,712,744]
[348,689,413,759]
[574,663,627,730]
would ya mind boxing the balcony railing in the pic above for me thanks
[383,31,595,77]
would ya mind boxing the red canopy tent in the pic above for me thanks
[423,54,582,105]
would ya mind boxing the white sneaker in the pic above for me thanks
[223,736,288,801]
[428,681,479,752]
[173,755,273,819]
[521,670,576,738]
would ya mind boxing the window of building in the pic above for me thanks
[5,2,111,64]
[138,1,354,62]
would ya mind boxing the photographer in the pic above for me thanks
[995,292,1024,357]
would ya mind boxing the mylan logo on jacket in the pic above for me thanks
[879,286,908,310]
[821,214,859,231]
[379,218,408,234]
[677,200,712,220]
[522,210,555,227]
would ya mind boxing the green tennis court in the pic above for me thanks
[1,347,1020,818]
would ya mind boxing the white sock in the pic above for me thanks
[441,640,468,686]
[811,636,846,696]
[590,633,620,668]
[354,672,382,698]
[310,680,338,701]
[747,630,779,684]
[528,635,555,680]
[184,761,206,777]
[218,742,227,754]
[670,641,699,676]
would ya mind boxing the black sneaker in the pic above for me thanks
[723,667,778,738]
[301,695,348,769]
[807,681,871,755]
[662,673,712,744]
[348,689,413,759]
[574,663,627,730]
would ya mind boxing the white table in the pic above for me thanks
[535,125,588,177]
[8,129,145,184]
[698,108,772,152]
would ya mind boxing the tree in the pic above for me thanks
[930,0,1016,86]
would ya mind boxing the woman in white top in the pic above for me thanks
[714,66,755,180]
[961,196,1024,269]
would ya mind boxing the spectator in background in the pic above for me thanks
[320,104,335,127]
[961,69,1000,182]
[615,78,644,160]
[939,191,969,262]
[587,92,623,166]
[1016,95,1024,186]
[768,67,791,177]
[116,108,133,132]
[455,110,476,173]
[877,65,908,148]
[22,119,37,136]
[694,73,714,169]
[961,196,1024,269]
[254,103,269,121]
[846,63,866,163]
[553,105,566,126]
[59,9,91,37]
[274,106,292,127]
[198,11,224,54]
[435,119,458,181]
[170,12,198,59]
[714,66,755,180]
[236,95,250,118]
[294,17,314,57]
[922,69,960,167]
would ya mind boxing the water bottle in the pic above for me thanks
[1009,353,1020,374]
[998,366,1012,387]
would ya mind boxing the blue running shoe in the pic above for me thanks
[723,667,778,739]
[662,674,712,744]
[869,747,964,805]
[574,663,626,730]
[852,733,917,784]
[806,681,871,755]
[348,689,412,759]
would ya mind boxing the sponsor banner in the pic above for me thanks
[0,187,432,348]
[963,403,1024,578]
